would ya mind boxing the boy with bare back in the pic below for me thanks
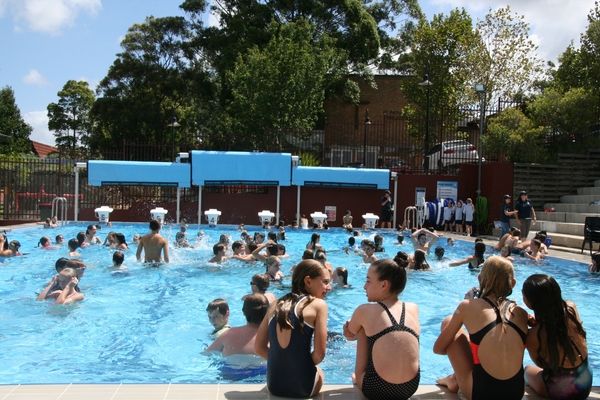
[136,220,169,264]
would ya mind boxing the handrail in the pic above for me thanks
[51,197,67,226]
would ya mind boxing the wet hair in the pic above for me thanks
[86,224,96,234]
[114,233,127,246]
[274,259,326,330]
[277,243,286,255]
[478,256,514,300]
[55,235,64,243]
[38,236,50,247]
[522,274,586,372]
[314,250,327,263]
[232,241,244,252]
[309,233,320,247]
[267,243,279,256]
[219,234,229,244]
[534,232,547,243]
[372,259,407,295]
[112,251,125,266]
[267,232,277,242]
[352,230,359,237]
[212,243,225,255]
[591,253,600,273]
[242,293,269,324]
[302,250,314,260]
[393,251,409,268]
[246,241,258,253]
[206,298,229,315]
[252,273,270,293]
[348,237,356,246]
[511,228,521,238]
[531,239,542,250]
[397,235,404,244]
[474,238,484,243]
[149,219,160,231]
[413,249,430,270]
[474,242,486,266]
[417,233,426,241]
[254,232,265,242]
[434,246,445,260]
[67,239,79,251]
[55,257,69,272]
[363,240,375,251]
[335,267,348,285]
[374,235,384,252]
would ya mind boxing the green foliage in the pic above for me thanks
[483,108,547,163]
[47,80,95,157]
[225,21,345,149]
[471,6,543,105]
[298,152,320,167]
[0,86,32,155]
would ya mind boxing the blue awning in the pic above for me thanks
[88,160,191,188]
[292,166,389,189]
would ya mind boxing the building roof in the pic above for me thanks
[30,141,58,159]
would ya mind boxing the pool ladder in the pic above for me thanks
[51,197,67,226]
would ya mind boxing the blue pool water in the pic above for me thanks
[0,223,596,384]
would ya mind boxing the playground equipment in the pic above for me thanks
[150,207,169,224]
[204,209,221,227]
[94,205,114,224]
[258,210,275,227]
[362,213,380,229]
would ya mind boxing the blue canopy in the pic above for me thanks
[292,166,389,189]
[88,160,191,188]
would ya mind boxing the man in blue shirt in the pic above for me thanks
[515,191,536,240]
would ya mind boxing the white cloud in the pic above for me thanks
[23,68,48,86]
[428,0,596,62]
[24,110,55,146]
[1,0,101,34]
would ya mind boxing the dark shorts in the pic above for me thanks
[465,220,473,226]
[455,219,463,225]
[381,210,393,222]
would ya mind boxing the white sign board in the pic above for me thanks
[415,187,426,207]
[436,181,458,202]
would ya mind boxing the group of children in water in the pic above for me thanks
[1,217,596,400]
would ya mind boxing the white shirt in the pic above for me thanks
[464,204,474,221]
[455,206,463,220]
[443,206,454,221]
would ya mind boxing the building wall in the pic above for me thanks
[78,162,513,228]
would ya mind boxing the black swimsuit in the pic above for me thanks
[267,296,317,398]
[361,302,420,400]
[469,297,527,400]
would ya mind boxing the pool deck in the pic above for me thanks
[1,384,599,400]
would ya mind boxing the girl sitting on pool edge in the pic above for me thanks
[255,259,330,398]
[344,259,420,400]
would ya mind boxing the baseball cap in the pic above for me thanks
[519,190,527,196]
[503,194,511,199]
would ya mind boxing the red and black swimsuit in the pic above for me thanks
[469,297,527,400]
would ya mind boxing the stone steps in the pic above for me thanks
[537,211,599,224]
[544,203,600,213]
[578,186,600,195]
[533,220,584,236]
[544,231,588,249]
[560,194,600,204]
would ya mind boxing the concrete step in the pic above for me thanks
[559,194,600,204]
[536,211,599,224]
[577,186,600,195]
[544,203,600,213]
[595,179,600,187]
[546,232,586,249]
[533,220,583,236]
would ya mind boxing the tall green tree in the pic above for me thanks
[0,86,32,154]
[470,6,543,105]
[223,20,345,149]
[47,80,95,155]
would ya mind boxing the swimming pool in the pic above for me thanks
[0,223,596,385]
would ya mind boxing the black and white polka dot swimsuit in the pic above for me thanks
[361,302,420,400]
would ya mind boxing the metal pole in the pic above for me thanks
[276,186,281,226]
[392,173,398,229]
[74,168,79,222]
[296,186,301,227]
[197,185,202,229]
[424,87,430,173]
[477,94,485,196]
[176,187,181,224]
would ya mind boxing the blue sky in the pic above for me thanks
[0,0,596,145]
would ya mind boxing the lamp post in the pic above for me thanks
[167,117,180,160]
[474,84,486,197]
[362,109,372,167]
[418,75,433,173]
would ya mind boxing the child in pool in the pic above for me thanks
[344,259,420,399]
[589,252,600,273]
[255,259,330,398]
